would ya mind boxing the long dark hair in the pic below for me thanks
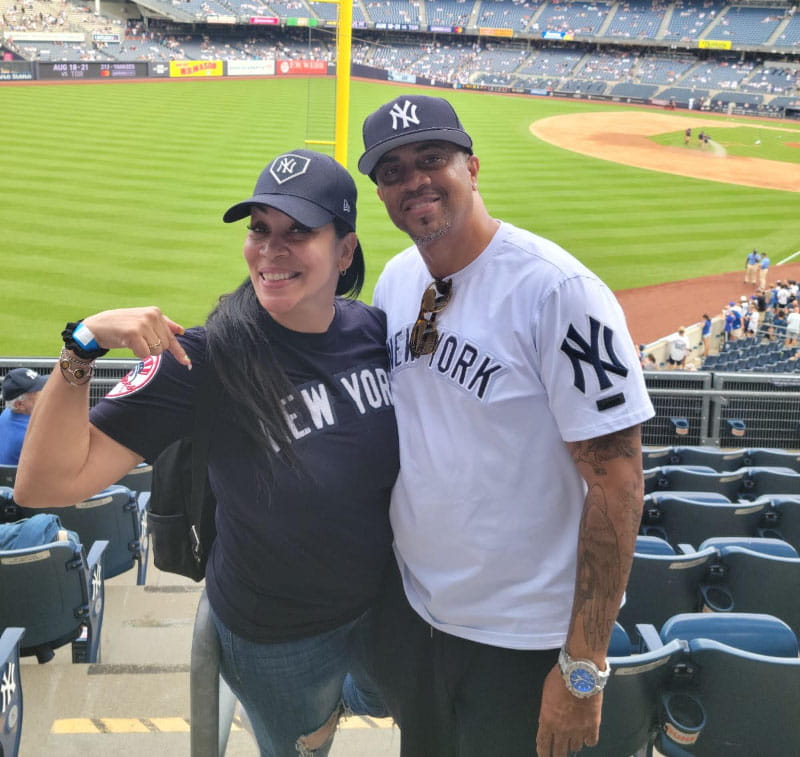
[205,220,364,471]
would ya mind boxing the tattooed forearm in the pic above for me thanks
[569,425,640,476]
[573,484,622,647]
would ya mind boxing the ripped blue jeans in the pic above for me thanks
[212,607,367,757]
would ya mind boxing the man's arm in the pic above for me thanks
[536,423,644,757]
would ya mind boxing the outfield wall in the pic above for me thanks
[2,58,796,120]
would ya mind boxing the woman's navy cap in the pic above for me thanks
[358,95,473,177]
[224,150,357,231]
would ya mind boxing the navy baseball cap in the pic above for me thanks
[358,95,473,177]
[2,368,47,402]
[223,149,357,231]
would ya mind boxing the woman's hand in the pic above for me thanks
[83,307,192,367]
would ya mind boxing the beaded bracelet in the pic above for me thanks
[59,347,95,386]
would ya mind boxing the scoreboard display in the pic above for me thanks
[37,62,148,80]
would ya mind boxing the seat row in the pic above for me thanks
[584,612,800,756]
[642,446,800,473]
[620,535,800,639]
[642,464,800,501]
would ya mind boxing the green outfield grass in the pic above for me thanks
[651,125,800,163]
[2,77,799,356]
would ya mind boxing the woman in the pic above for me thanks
[15,149,399,756]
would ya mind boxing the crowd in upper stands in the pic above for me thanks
[2,0,799,100]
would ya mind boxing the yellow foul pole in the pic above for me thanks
[334,0,353,168]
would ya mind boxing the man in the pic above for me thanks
[667,327,690,370]
[356,95,654,757]
[758,253,770,290]
[745,249,761,286]
[0,368,47,465]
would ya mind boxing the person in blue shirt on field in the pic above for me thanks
[745,249,760,286]
[0,368,47,465]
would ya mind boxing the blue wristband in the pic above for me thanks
[72,322,100,352]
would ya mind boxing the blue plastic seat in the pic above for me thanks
[0,627,24,757]
[0,539,107,663]
[641,494,765,549]
[17,484,147,584]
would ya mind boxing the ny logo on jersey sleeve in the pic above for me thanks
[560,317,629,406]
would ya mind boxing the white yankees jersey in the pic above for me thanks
[373,221,654,650]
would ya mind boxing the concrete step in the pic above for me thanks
[17,555,399,756]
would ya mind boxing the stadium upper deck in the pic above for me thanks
[1,0,798,116]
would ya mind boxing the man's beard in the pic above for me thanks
[410,220,451,247]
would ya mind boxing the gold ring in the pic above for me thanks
[148,341,162,351]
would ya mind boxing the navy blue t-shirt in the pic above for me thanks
[91,299,399,642]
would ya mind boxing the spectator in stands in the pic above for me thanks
[0,368,47,465]
[746,306,760,338]
[701,313,713,356]
[14,150,398,757]
[745,248,761,285]
[785,303,800,348]
[352,93,653,757]
[667,326,691,369]
[643,353,659,370]
[758,253,771,289]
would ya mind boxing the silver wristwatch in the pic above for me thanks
[558,647,610,698]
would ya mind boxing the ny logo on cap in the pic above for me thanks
[270,154,310,185]
[389,100,420,131]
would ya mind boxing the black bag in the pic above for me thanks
[147,370,218,582]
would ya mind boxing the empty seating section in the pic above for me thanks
[476,0,539,30]
[683,57,754,90]
[636,55,695,84]
[604,0,667,40]
[574,51,637,81]
[535,1,611,36]
[662,0,725,41]
[775,13,800,47]
[741,65,799,95]
[715,6,785,46]
[365,0,421,27]
[423,0,473,28]
[516,47,581,77]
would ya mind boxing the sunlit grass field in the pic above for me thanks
[2,76,799,356]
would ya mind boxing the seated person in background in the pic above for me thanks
[0,368,47,465]
[0,512,79,550]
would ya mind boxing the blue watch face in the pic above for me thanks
[569,669,596,693]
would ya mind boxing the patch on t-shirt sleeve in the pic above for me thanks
[105,356,161,398]
[596,392,626,412]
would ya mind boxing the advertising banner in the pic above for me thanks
[698,39,732,50]
[169,60,223,78]
[276,59,327,75]
[227,59,276,76]
[250,16,279,24]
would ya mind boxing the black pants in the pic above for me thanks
[362,561,559,757]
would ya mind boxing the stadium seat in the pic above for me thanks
[617,543,717,633]
[582,638,685,757]
[698,536,798,558]
[641,494,765,549]
[644,613,800,756]
[0,486,19,524]
[0,464,16,488]
[742,448,800,473]
[738,466,800,500]
[114,462,153,508]
[642,447,672,469]
[0,539,107,663]
[758,495,800,553]
[698,543,800,635]
[0,627,24,757]
[667,447,745,472]
[16,484,148,584]
[190,589,237,756]
[651,466,745,500]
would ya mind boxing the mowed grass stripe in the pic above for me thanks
[3,78,799,356]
